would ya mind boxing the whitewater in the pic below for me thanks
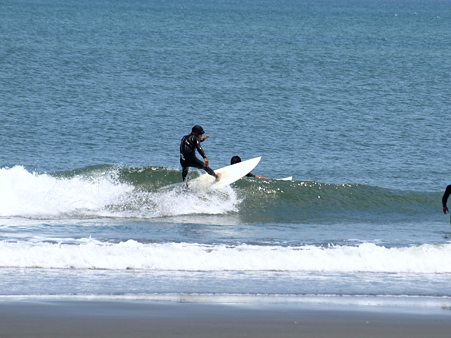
[2,240,451,274]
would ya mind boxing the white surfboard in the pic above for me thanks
[188,157,261,190]
[278,176,292,181]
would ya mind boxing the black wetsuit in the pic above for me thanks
[180,133,217,181]
[443,183,451,209]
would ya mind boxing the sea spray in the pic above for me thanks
[0,166,239,219]
[0,166,133,217]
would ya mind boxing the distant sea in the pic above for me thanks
[1,0,451,307]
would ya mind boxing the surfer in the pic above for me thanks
[180,125,221,182]
[442,182,451,214]
[230,156,270,179]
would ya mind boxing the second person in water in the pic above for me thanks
[230,156,270,179]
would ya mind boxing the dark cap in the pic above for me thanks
[231,156,242,165]
[192,125,205,135]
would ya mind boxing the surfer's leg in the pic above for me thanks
[181,158,203,181]
[190,157,219,180]
[182,166,189,181]
[203,166,220,180]
[181,156,195,181]
[183,157,219,180]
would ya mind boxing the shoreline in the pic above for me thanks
[2,293,451,308]
[1,297,451,337]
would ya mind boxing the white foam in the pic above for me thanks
[1,240,451,273]
[0,166,238,219]
[129,185,239,218]
[0,166,132,217]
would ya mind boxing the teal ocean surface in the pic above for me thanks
[1,0,451,306]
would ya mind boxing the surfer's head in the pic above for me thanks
[192,125,205,135]
[231,156,241,165]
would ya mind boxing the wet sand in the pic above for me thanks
[1,299,451,337]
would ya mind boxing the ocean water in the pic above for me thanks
[1,0,451,306]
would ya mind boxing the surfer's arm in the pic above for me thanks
[247,172,270,180]
[442,185,451,214]
[195,140,207,159]
[201,135,210,142]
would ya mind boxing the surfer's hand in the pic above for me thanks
[444,207,449,214]
[204,158,209,167]
[201,135,210,142]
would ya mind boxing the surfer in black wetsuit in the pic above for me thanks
[230,156,270,179]
[180,125,221,182]
[442,182,451,214]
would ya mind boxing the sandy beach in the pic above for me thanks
[1,299,451,338]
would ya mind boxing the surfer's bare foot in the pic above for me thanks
[216,173,222,181]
